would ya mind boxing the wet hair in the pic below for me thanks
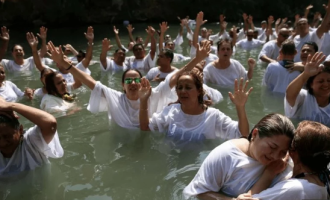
[135,36,143,42]
[248,113,295,141]
[281,39,296,55]
[78,50,86,58]
[306,65,330,95]
[11,44,23,52]
[132,43,144,51]
[45,71,62,97]
[217,38,233,52]
[165,40,174,47]
[302,41,318,52]
[0,114,20,130]
[293,121,330,173]
[40,68,53,79]
[161,48,174,63]
[115,48,126,53]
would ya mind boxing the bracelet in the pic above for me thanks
[88,42,94,46]
[66,64,73,70]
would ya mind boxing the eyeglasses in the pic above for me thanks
[124,77,141,84]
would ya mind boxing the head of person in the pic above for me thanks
[277,28,291,44]
[135,36,143,44]
[0,64,5,85]
[200,27,208,38]
[261,20,267,29]
[175,70,206,109]
[165,40,175,50]
[300,41,318,64]
[290,121,330,176]
[246,29,254,41]
[76,50,86,63]
[164,34,172,42]
[40,68,53,86]
[121,69,143,99]
[127,42,135,51]
[157,48,173,66]
[11,45,25,61]
[297,18,309,35]
[306,65,330,98]
[217,38,233,60]
[114,48,126,64]
[253,30,259,39]
[279,39,297,59]
[132,43,145,59]
[0,112,23,158]
[45,72,68,97]
[248,113,295,165]
[63,47,72,56]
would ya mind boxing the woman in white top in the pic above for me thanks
[285,52,330,126]
[0,97,63,176]
[237,121,330,200]
[183,113,295,199]
[0,64,33,102]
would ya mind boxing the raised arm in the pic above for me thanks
[231,26,238,47]
[127,24,135,43]
[286,52,325,107]
[81,26,94,68]
[247,58,255,80]
[304,4,313,19]
[100,38,111,69]
[64,44,79,56]
[0,97,57,144]
[159,22,169,52]
[193,11,207,48]
[143,30,150,48]
[139,78,152,131]
[248,15,255,30]
[316,0,330,38]
[48,41,96,90]
[37,26,48,58]
[27,32,45,72]
[0,26,9,61]
[275,18,281,34]
[113,26,124,49]
[147,26,156,60]
[242,13,249,32]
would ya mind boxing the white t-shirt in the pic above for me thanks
[34,88,45,99]
[203,84,223,104]
[41,57,54,65]
[285,89,330,126]
[87,80,177,129]
[320,31,330,57]
[76,62,91,75]
[258,40,280,63]
[172,53,190,63]
[0,81,24,102]
[253,179,327,200]
[149,104,241,142]
[99,57,128,72]
[203,59,247,87]
[1,57,35,72]
[204,53,218,66]
[236,39,265,50]
[0,126,63,176]
[183,140,292,199]
[262,61,300,94]
[40,94,76,115]
[145,67,178,81]
[125,53,156,71]
[293,31,322,62]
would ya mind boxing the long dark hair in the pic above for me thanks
[306,66,330,95]
[121,69,143,93]
[45,71,63,97]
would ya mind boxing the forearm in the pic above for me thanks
[197,192,234,200]
[62,61,96,90]
[68,45,78,56]
[128,32,134,42]
[82,42,93,67]
[115,34,123,49]
[260,55,276,63]
[39,38,47,58]
[193,25,200,48]
[247,67,254,80]
[236,106,249,138]
[32,47,45,72]
[286,73,309,106]
[0,40,8,61]
[150,35,156,59]
[249,171,275,195]
[159,32,164,52]
[100,50,108,69]
[304,9,310,19]
[139,100,150,131]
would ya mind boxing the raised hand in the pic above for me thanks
[242,13,248,21]
[229,78,253,108]
[265,153,290,176]
[295,14,300,21]
[306,4,313,10]
[84,26,94,43]
[0,26,9,41]
[282,17,288,24]
[47,41,66,68]
[138,78,152,101]
[268,15,274,24]
[275,18,281,25]
[195,41,211,61]
[219,14,226,23]
[101,38,112,52]
[147,26,155,36]
[196,11,207,26]
[303,52,326,77]
[113,26,119,35]
[248,15,253,24]
[127,24,134,33]
[159,22,169,33]
[247,58,256,69]
[37,26,47,40]
[26,32,38,48]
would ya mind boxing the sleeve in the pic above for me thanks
[99,57,112,72]
[203,85,223,104]
[27,56,36,71]
[262,64,271,87]
[284,89,307,118]
[236,40,242,48]
[8,81,24,98]
[148,106,171,132]
[145,68,155,80]
[237,61,248,80]
[146,52,157,70]
[214,111,241,139]
[183,143,232,199]
[76,62,91,75]
[40,96,66,115]
[1,59,10,71]
[209,33,220,42]
[311,30,323,48]
[121,44,129,53]
[326,54,330,61]
[237,29,245,41]
[174,34,184,46]
[259,42,271,58]
[203,67,210,84]
[25,125,64,158]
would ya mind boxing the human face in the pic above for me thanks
[261,23,267,29]
[297,20,309,34]
[250,131,291,165]
[247,31,254,41]
[201,28,208,38]
[165,35,172,41]
[54,74,68,96]
[217,42,233,60]
[136,37,143,44]
[12,45,24,60]
[76,53,84,63]
[278,31,290,43]
[176,75,201,105]
[64,48,71,55]
[310,72,330,98]
[122,70,141,97]
[157,52,170,66]
[300,44,316,63]
[41,70,52,85]
[0,123,21,158]
[0,67,5,84]
[165,42,175,50]
[114,50,126,64]
[133,45,145,59]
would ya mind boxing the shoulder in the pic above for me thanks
[203,62,215,70]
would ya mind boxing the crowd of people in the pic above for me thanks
[1,2,330,199]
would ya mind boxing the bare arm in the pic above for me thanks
[113,26,124,49]
[26,32,45,72]
[127,24,135,43]
[316,0,330,38]
[139,78,151,131]
[304,4,313,19]
[193,11,207,48]
[64,44,79,56]
[247,58,255,80]
[81,26,94,68]
[0,26,9,61]
[100,38,111,69]
[37,26,48,58]
[147,26,156,60]
[248,15,255,30]
[159,22,169,52]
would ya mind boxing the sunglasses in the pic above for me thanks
[124,77,141,84]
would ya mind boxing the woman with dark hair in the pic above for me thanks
[0,97,63,175]
[33,68,53,99]
[183,113,295,199]
[285,52,330,126]
[237,121,330,200]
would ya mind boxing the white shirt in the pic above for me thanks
[204,53,218,66]
[262,61,300,94]
[0,81,24,102]
[253,179,327,200]
[145,67,178,81]
[149,104,241,142]
[59,62,90,84]
[0,126,63,176]
[285,89,330,126]
[258,40,280,63]
[236,39,265,50]
[293,30,322,62]
[172,53,190,63]
[320,31,330,57]
[40,94,76,116]
[203,84,223,104]
[183,140,292,199]
[203,59,247,87]
[99,58,128,72]
[125,53,156,71]
[1,57,35,72]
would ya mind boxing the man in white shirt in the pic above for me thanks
[100,38,128,72]
[236,29,265,50]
